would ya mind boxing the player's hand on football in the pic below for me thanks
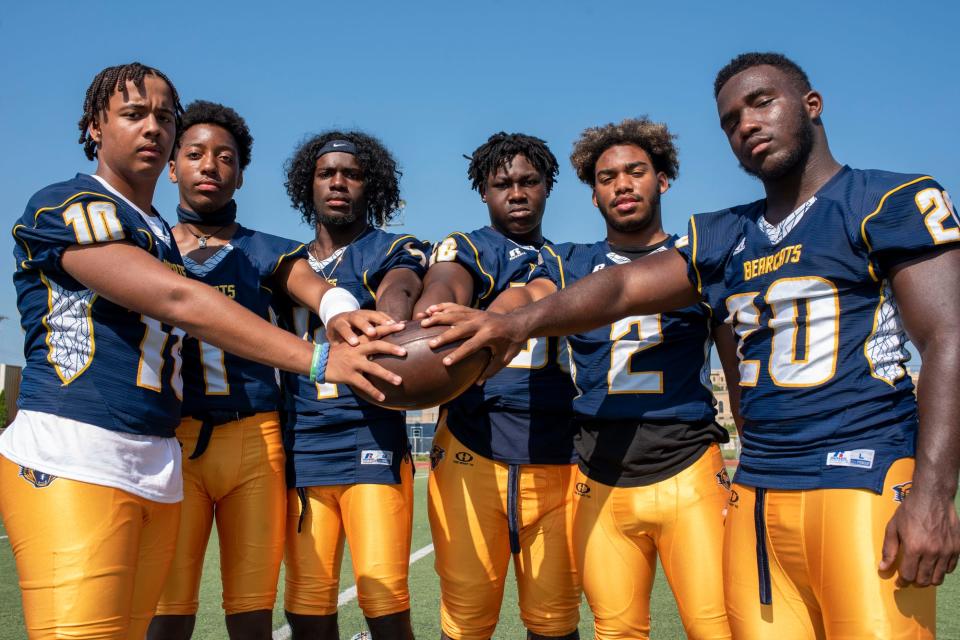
[325,340,406,402]
[424,303,527,383]
[326,309,404,346]
[879,488,960,587]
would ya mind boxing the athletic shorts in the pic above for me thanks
[0,454,180,639]
[724,457,935,639]
[155,412,286,616]
[428,419,580,640]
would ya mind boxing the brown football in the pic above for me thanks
[351,323,490,410]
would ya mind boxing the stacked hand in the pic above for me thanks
[420,302,530,383]
[324,309,407,402]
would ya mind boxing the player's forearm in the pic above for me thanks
[511,252,698,338]
[281,258,334,312]
[912,337,960,500]
[164,279,314,374]
[488,287,535,314]
[376,271,423,321]
[413,274,472,315]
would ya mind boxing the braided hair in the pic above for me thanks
[466,132,559,196]
[78,62,184,160]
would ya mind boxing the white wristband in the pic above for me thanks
[319,287,361,326]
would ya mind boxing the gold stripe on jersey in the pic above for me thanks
[447,232,497,301]
[689,216,704,294]
[268,243,307,276]
[540,245,567,289]
[859,175,933,282]
[385,233,417,255]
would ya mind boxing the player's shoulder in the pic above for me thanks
[24,174,121,218]
[823,167,940,217]
[234,225,305,254]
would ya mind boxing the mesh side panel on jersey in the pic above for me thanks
[45,279,96,382]
[865,281,909,384]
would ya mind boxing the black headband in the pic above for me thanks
[316,139,357,158]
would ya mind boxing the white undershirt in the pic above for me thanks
[0,411,182,502]
[0,174,182,503]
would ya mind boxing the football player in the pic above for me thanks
[0,64,404,639]
[148,102,394,640]
[412,133,580,640]
[277,131,428,640]
[427,53,960,638]
[425,118,737,638]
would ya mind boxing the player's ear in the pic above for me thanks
[657,172,670,195]
[236,170,243,190]
[804,89,824,121]
[591,188,599,209]
[88,119,102,147]
[168,160,178,184]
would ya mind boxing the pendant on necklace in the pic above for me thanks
[198,236,209,249]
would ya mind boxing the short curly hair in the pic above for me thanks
[466,132,559,196]
[570,117,679,186]
[714,52,811,98]
[177,100,254,170]
[284,130,402,228]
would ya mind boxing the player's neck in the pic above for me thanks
[762,146,842,224]
[94,165,156,214]
[606,225,669,251]
[313,221,369,259]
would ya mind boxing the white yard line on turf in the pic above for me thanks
[0,535,7,540]
[272,542,435,640]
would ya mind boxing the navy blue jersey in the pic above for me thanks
[431,226,577,464]
[12,174,186,437]
[679,167,960,491]
[179,225,306,415]
[532,238,716,423]
[277,227,428,487]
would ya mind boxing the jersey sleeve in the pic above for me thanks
[429,231,498,304]
[676,212,741,313]
[365,234,429,292]
[860,176,960,279]
[531,244,568,289]
[13,191,137,274]
[250,232,308,281]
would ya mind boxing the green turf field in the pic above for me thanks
[2,473,958,639]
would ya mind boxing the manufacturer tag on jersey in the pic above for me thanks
[825,449,875,469]
[360,450,393,466]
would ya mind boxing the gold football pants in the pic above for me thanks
[724,457,935,639]
[428,420,580,640]
[155,412,286,616]
[573,444,731,640]
[0,454,180,639]
[284,455,414,618]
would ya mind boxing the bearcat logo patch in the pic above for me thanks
[716,468,731,490]
[19,466,56,488]
[430,445,445,470]
[892,481,912,503]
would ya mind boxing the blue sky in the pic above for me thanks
[1,1,957,365]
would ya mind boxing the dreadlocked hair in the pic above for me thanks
[178,100,254,170]
[570,117,679,185]
[78,62,184,161]
[714,52,811,98]
[466,132,559,196]
[284,130,402,228]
